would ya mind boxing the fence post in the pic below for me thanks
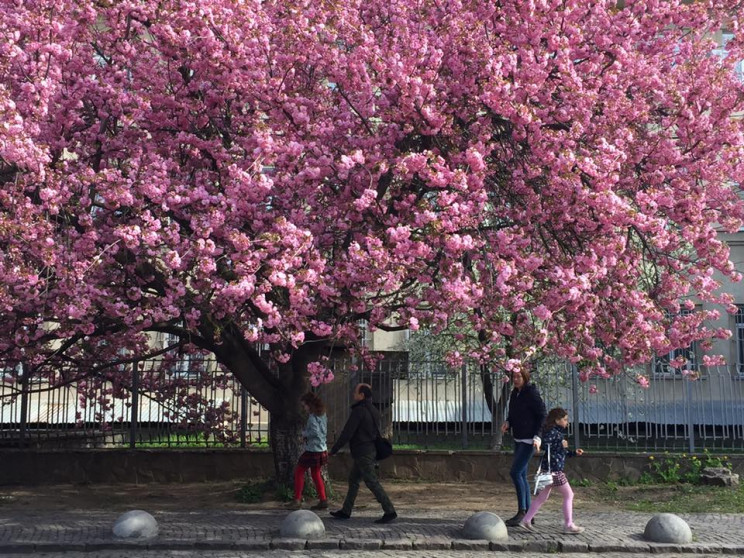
[129,361,139,449]
[19,363,29,448]
[240,385,248,448]
[461,363,468,450]
[571,364,581,450]
[685,378,695,453]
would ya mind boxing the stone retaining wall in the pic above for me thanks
[1,449,742,485]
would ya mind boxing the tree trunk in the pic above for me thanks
[269,412,305,489]
[480,364,510,450]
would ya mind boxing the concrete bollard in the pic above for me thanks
[280,510,326,539]
[643,513,692,544]
[462,511,508,542]
[112,510,159,539]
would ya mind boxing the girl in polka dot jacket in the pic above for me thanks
[520,407,585,534]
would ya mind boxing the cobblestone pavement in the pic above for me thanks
[0,552,732,558]
[0,509,743,554]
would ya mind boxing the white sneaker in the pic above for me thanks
[519,520,537,532]
[563,524,585,534]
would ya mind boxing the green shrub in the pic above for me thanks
[645,450,732,485]
[236,479,274,503]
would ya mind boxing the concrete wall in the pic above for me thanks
[1,449,741,486]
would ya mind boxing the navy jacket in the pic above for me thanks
[506,383,547,440]
[540,426,576,472]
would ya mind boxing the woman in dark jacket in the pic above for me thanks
[500,368,547,526]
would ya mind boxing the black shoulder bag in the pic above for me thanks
[365,405,393,460]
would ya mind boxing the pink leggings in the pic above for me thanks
[293,464,326,501]
[522,481,575,527]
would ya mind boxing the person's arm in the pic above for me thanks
[330,408,361,455]
[531,388,547,437]
[500,391,513,433]
[304,415,320,445]
[318,414,327,446]
[530,387,547,448]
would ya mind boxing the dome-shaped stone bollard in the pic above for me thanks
[280,510,326,539]
[644,513,692,544]
[462,511,508,542]
[112,510,159,539]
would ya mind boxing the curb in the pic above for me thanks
[2,539,744,554]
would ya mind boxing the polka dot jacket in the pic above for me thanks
[539,426,576,473]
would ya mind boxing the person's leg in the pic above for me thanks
[506,442,535,524]
[553,482,575,527]
[293,464,308,502]
[522,486,551,525]
[340,458,362,515]
[357,453,395,515]
[310,464,326,501]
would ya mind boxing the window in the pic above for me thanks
[164,333,206,378]
[735,306,744,376]
[714,33,744,83]
[653,310,699,377]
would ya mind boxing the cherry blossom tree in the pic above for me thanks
[2,0,744,482]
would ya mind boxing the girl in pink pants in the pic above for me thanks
[521,407,585,534]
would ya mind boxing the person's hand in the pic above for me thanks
[562,439,569,448]
[500,421,509,434]
[576,449,584,456]
[533,439,541,452]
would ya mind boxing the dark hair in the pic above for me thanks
[544,407,568,430]
[513,369,531,385]
[357,383,373,400]
[300,392,326,415]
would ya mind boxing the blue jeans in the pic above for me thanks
[510,441,535,511]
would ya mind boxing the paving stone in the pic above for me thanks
[650,543,684,553]
[412,536,452,550]
[523,540,550,552]
[233,540,272,551]
[33,543,87,552]
[589,543,639,552]
[306,539,341,549]
[340,538,383,550]
[451,538,490,550]
[558,540,589,552]
[83,541,147,551]
[193,540,236,550]
[269,538,306,550]
[147,540,199,550]
[720,545,744,554]
[382,538,414,549]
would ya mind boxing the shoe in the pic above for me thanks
[519,520,537,532]
[286,499,302,510]
[310,500,328,510]
[563,524,585,534]
[504,510,526,527]
[330,510,351,520]
[374,512,398,524]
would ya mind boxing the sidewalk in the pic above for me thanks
[1,508,743,554]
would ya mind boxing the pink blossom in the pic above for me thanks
[0,0,742,462]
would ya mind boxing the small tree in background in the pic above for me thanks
[1,0,744,483]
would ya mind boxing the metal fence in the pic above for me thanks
[2,356,743,452]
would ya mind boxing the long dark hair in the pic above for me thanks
[301,392,326,415]
[543,407,568,432]
[512,369,532,385]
